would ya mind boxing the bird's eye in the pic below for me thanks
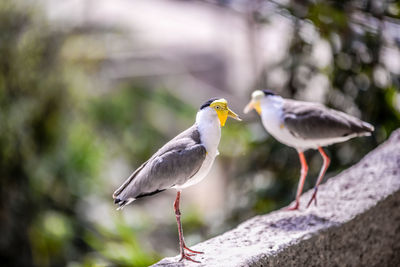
[216,106,220,110]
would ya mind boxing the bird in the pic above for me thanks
[113,98,241,262]
[244,90,374,210]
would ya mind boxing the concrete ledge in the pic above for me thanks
[153,129,400,266]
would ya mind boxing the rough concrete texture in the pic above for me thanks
[153,129,400,267]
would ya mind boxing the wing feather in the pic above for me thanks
[283,100,373,140]
[112,160,148,199]
[113,124,206,204]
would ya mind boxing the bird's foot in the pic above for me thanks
[286,202,300,211]
[177,244,203,263]
[179,252,201,263]
[184,245,203,254]
[306,188,318,208]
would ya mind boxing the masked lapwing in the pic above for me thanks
[113,98,241,262]
[244,90,374,210]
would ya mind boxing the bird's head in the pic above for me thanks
[243,90,276,115]
[200,98,241,126]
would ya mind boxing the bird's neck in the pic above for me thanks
[260,96,285,132]
[196,108,221,156]
[261,95,284,114]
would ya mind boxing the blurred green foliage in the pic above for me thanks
[0,1,161,266]
[0,0,399,266]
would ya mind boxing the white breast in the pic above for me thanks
[173,107,221,190]
[260,99,302,148]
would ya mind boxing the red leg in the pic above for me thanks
[173,191,202,263]
[306,147,331,208]
[287,151,308,211]
[183,244,203,254]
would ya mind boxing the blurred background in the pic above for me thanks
[1,0,399,266]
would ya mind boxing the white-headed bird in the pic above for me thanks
[113,98,241,262]
[244,90,374,210]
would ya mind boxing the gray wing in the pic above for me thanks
[113,124,206,203]
[283,100,374,140]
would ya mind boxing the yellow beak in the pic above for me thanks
[216,107,241,127]
[243,100,261,115]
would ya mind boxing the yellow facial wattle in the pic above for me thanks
[244,90,264,115]
[244,100,261,115]
[210,98,241,126]
[216,109,228,126]
[253,101,262,115]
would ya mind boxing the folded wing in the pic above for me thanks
[283,100,374,140]
[113,125,206,206]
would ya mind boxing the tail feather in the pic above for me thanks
[114,197,135,210]
[356,121,374,137]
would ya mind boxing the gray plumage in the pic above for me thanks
[113,124,206,208]
[282,100,374,140]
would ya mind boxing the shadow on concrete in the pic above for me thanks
[269,214,337,232]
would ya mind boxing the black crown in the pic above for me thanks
[262,90,276,96]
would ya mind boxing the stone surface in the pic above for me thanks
[153,129,400,267]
